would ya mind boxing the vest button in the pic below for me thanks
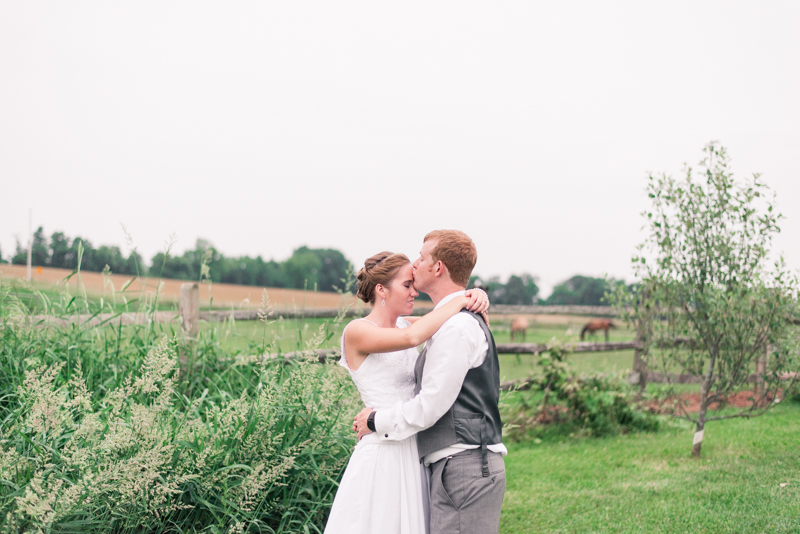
[385,434,389,438]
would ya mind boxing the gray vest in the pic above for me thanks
[415,309,502,476]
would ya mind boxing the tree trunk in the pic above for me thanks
[692,348,716,458]
[691,409,706,458]
[632,288,652,400]
[754,344,768,399]
[632,346,647,400]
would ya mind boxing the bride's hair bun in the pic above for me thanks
[356,251,411,304]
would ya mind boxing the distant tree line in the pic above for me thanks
[151,240,352,292]
[8,229,353,293]
[470,273,617,306]
[4,229,619,302]
[543,275,616,306]
[470,274,541,305]
[11,228,143,275]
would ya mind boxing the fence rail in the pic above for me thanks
[262,342,756,390]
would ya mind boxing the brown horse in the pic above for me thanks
[580,319,616,342]
[510,317,529,342]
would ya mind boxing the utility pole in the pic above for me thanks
[27,208,32,282]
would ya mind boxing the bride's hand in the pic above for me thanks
[354,406,374,440]
[464,289,491,324]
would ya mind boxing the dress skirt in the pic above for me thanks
[325,434,426,534]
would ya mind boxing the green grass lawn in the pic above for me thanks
[500,402,800,533]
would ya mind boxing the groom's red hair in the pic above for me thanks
[423,230,477,287]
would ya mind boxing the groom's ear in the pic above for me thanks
[434,260,448,279]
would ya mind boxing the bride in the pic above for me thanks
[324,251,488,534]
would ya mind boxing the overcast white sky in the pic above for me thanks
[1,2,798,296]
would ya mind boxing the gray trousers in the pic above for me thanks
[424,449,505,534]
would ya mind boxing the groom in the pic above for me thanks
[355,229,506,534]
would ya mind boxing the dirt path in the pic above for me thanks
[0,264,363,310]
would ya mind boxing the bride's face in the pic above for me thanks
[384,263,419,315]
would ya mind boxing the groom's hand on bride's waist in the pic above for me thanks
[354,407,375,440]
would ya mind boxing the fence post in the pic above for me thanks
[180,283,200,338]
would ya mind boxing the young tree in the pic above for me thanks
[624,142,799,457]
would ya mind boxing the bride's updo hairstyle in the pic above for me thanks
[356,251,411,305]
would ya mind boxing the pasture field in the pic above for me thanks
[488,317,636,381]
[201,313,638,382]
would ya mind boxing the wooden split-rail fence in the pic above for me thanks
[21,283,792,390]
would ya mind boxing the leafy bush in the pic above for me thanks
[0,280,359,533]
[559,374,660,436]
[502,340,659,441]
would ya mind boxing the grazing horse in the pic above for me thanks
[580,319,616,342]
[510,317,529,342]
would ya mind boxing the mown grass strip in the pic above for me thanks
[501,402,800,533]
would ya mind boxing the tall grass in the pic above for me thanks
[0,276,359,533]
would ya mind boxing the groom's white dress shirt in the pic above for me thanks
[374,290,508,466]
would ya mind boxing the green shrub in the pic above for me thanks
[559,374,660,436]
[502,339,659,441]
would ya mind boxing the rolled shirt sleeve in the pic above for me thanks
[373,313,486,441]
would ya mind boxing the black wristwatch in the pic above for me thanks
[367,411,377,432]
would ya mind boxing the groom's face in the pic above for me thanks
[412,239,437,293]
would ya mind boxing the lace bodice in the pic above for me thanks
[339,317,419,411]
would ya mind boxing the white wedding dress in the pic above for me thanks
[324,317,426,534]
